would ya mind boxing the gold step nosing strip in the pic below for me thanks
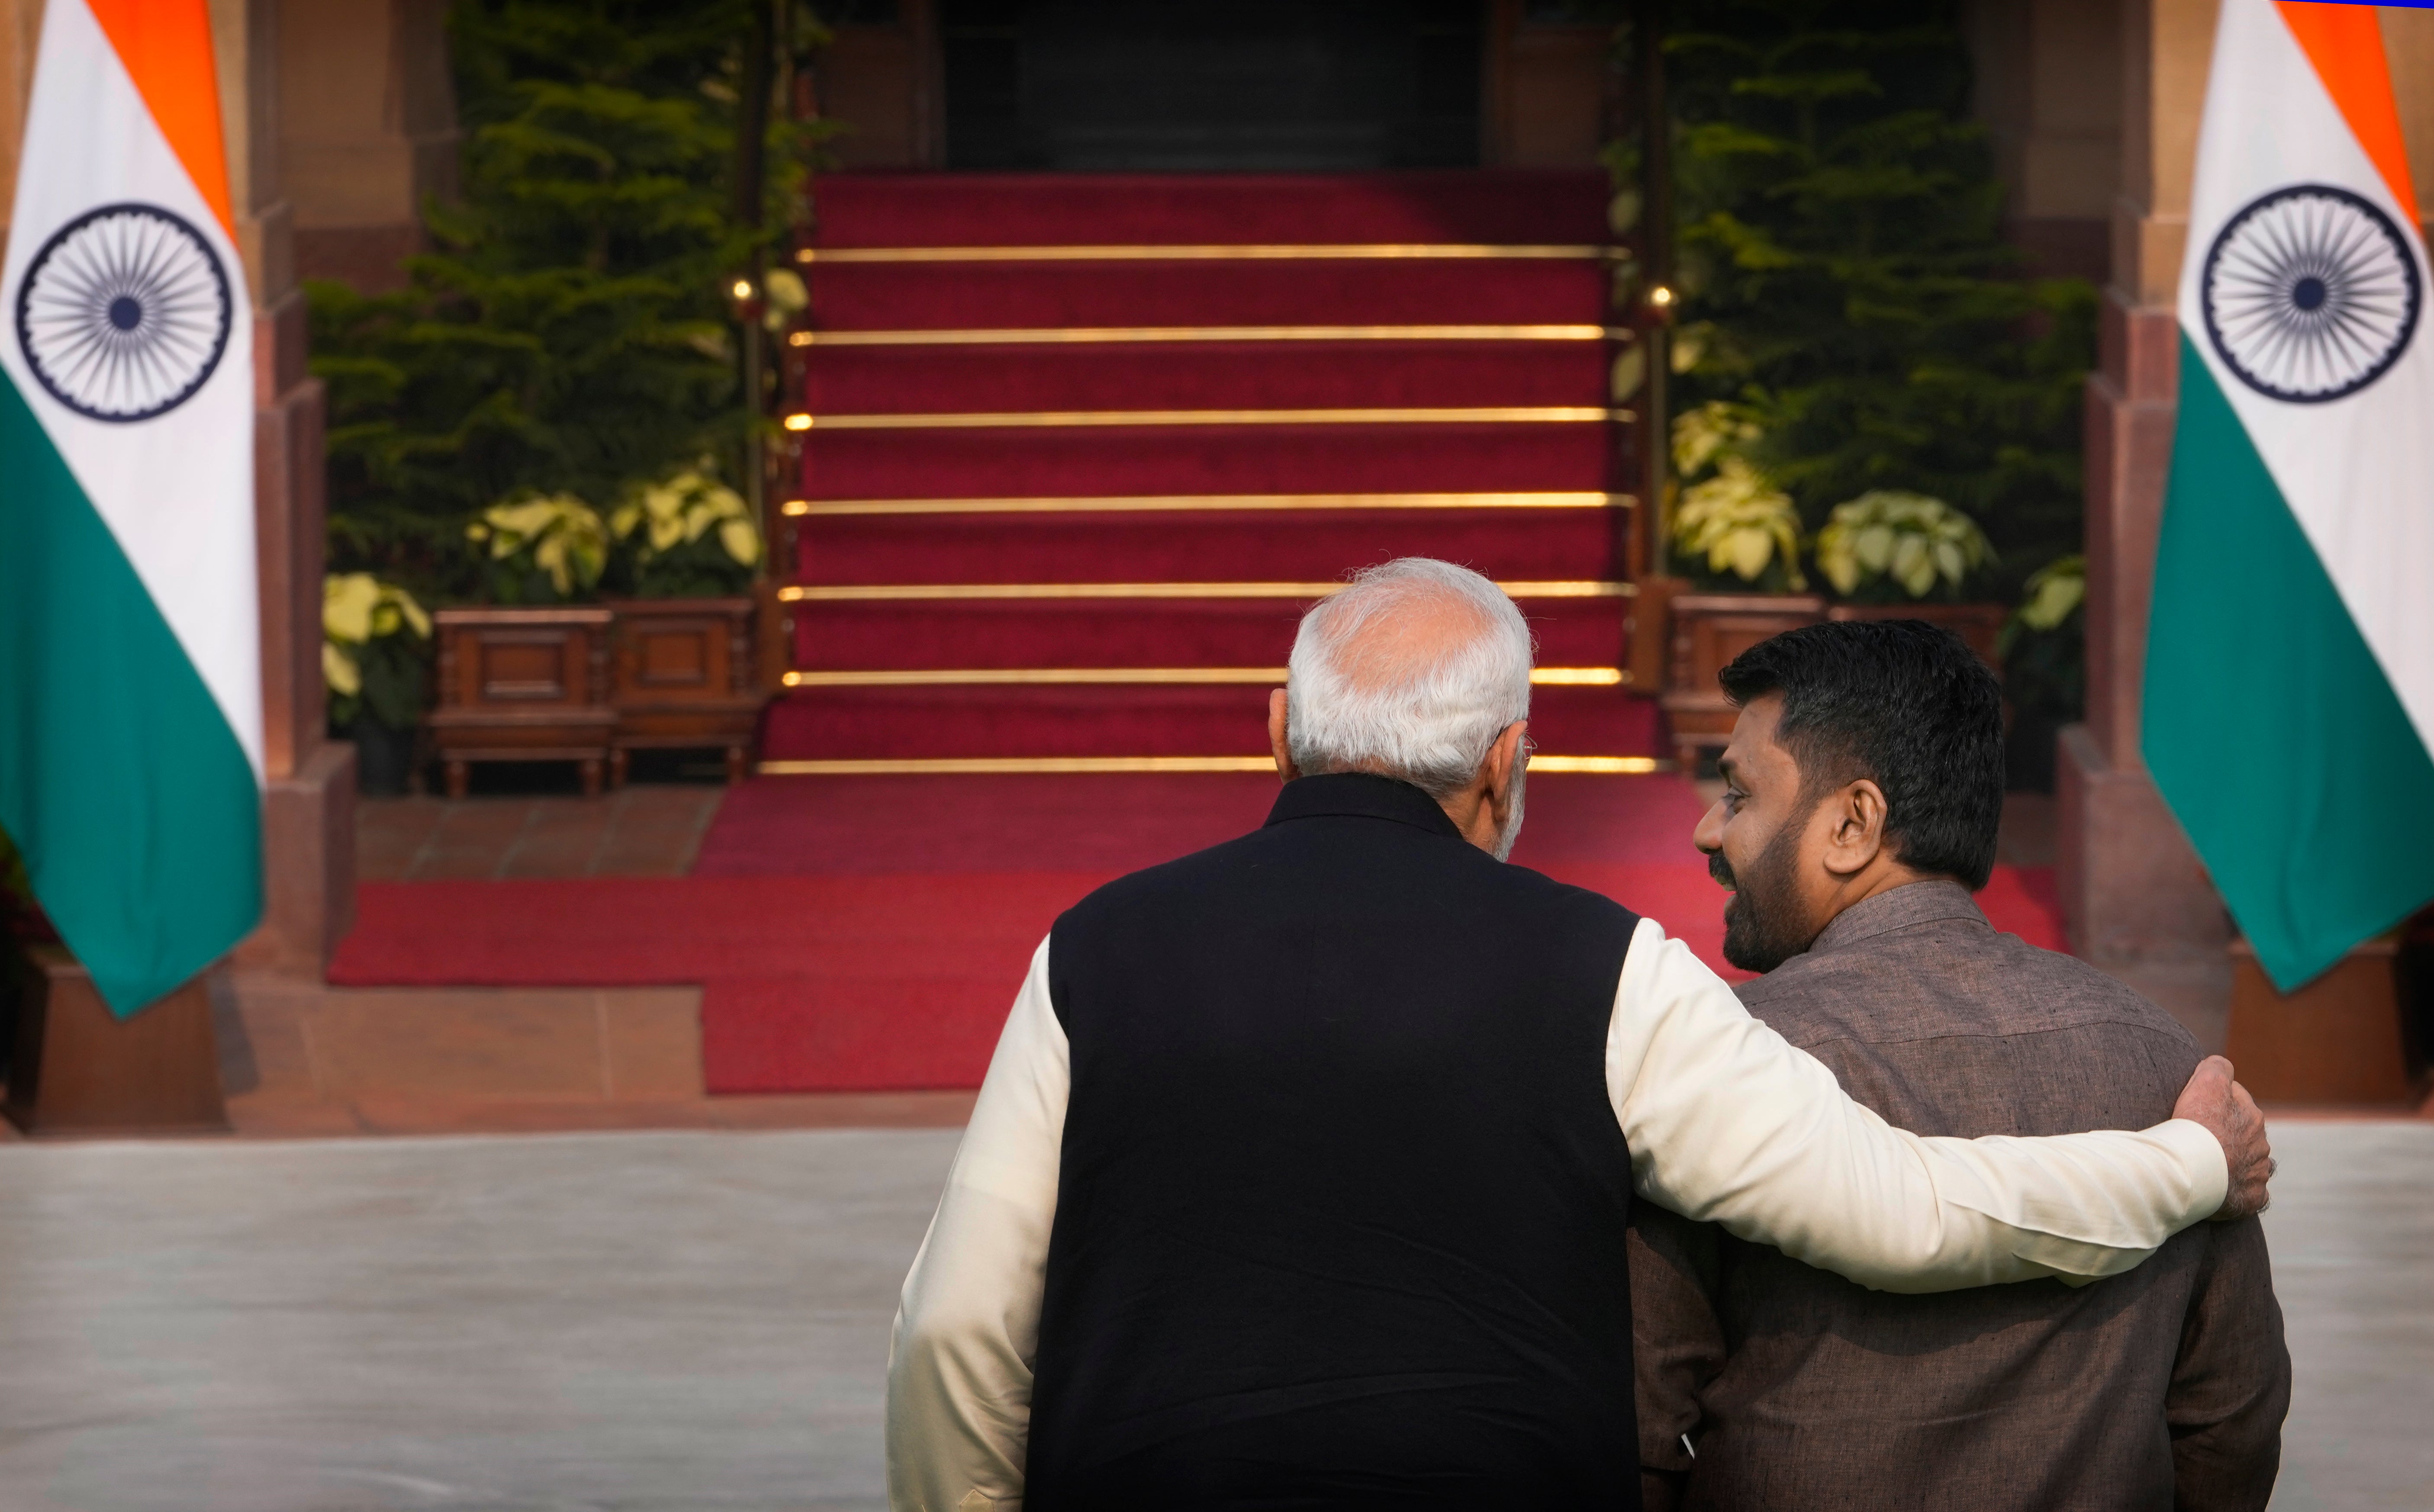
[786,406,1617,431]
[788,324,1626,347]
[1531,756,1671,774]
[759,756,1283,775]
[783,492,1634,517]
[786,667,1285,687]
[779,666,1626,687]
[775,580,1633,603]
[795,244,1617,265]
[754,754,1671,776]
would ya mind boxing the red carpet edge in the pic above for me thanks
[330,864,2064,1094]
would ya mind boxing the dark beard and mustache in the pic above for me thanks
[1710,817,1816,973]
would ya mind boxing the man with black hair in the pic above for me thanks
[1632,618,2291,1511]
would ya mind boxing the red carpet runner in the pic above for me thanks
[330,775,2064,1093]
[327,177,2065,1093]
[767,171,1658,767]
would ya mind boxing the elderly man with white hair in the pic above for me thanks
[885,559,2269,1512]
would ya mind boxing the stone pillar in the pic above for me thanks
[1964,0,2125,279]
[2057,0,2228,1043]
[2384,6,2434,249]
[212,0,358,980]
[0,2,38,244]
[276,0,454,291]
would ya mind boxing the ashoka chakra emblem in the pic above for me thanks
[2201,183,2421,403]
[13,202,233,422]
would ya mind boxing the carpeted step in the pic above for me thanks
[798,340,1612,415]
[770,169,1640,770]
[795,506,1625,584]
[760,683,1659,762]
[688,772,1720,877]
[786,596,1629,671]
[797,421,1617,499]
[812,170,1611,246]
[805,259,1610,331]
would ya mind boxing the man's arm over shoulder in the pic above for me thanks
[1629,1203,1723,1512]
[1606,917,2232,1292]
[2169,1218,2291,1510]
[886,935,1068,1512]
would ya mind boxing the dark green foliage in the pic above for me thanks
[331,636,432,731]
[1665,0,2095,605]
[2005,603,2084,723]
[622,533,756,598]
[314,1,825,600]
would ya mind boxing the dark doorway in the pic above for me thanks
[939,0,1483,171]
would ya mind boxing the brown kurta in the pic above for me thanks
[1631,880,2289,1512]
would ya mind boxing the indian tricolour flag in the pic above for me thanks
[2147,0,2434,989]
[0,0,260,1015]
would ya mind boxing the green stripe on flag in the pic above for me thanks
[2144,334,2434,990]
[0,376,261,1016]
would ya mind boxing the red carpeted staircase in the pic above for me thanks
[766,170,1660,770]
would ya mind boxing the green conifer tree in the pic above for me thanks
[311,1,824,598]
[1665,0,2095,600]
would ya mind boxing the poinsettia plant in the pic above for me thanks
[466,493,609,604]
[323,573,433,733]
[1813,491,1996,603]
[1669,402,1806,591]
[608,468,762,598]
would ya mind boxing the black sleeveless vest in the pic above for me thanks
[1028,774,1643,1510]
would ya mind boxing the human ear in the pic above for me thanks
[1269,688,1298,783]
[1819,779,1890,878]
[1484,719,1528,807]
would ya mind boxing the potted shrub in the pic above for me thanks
[429,495,617,798]
[1997,554,2085,790]
[1656,410,2019,769]
[1658,405,1827,766]
[1813,489,2008,665]
[323,573,433,796]
[603,469,771,784]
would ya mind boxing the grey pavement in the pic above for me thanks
[0,1121,2424,1512]
[0,1130,959,1512]
[2261,1120,2434,1512]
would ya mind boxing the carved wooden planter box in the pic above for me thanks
[607,597,769,785]
[429,606,616,797]
[1659,593,1827,768]
[1826,601,2009,672]
[1661,595,2012,768]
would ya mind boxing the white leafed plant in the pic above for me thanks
[1813,490,1993,601]
[323,573,432,730]
[609,468,762,598]
[466,493,609,602]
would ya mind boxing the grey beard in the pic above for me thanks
[1491,763,1528,862]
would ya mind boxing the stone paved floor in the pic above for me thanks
[357,786,726,881]
[0,1129,959,1512]
[2261,1120,2434,1511]
[0,1122,2421,1511]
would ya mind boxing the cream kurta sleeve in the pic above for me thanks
[1607,916,2228,1292]
[886,936,1067,1512]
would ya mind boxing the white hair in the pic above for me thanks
[1286,558,1535,799]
